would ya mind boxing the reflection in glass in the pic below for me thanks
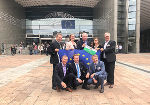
[128,19,136,24]
[26,18,93,36]
[128,12,136,18]
[129,6,136,12]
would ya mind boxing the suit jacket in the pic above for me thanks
[69,62,88,80]
[55,63,71,85]
[50,40,63,64]
[101,40,116,62]
[89,61,107,79]
[77,40,91,50]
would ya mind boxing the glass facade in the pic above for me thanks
[25,5,94,44]
[26,18,93,38]
[117,0,127,53]
[128,0,136,52]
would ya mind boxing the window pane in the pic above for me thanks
[128,19,136,24]
[128,25,136,30]
[129,0,136,6]
[128,12,136,18]
[129,6,136,12]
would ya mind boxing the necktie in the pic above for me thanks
[76,64,80,78]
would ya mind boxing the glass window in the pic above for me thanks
[128,12,136,18]
[26,18,93,36]
[26,29,39,35]
[129,6,136,12]
[26,20,32,25]
[26,25,39,29]
[128,19,136,24]
[32,20,39,25]
[128,25,136,30]
[39,30,53,35]
[129,0,136,6]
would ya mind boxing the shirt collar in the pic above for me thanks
[94,61,98,65]
[62,63,66,67]
[56,40,60,43]
[74,62,79,65]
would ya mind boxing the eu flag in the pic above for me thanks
[58,49,101,68]
[61,20,75,29]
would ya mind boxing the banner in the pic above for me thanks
[61,20,75,29]
[58,49,101,68]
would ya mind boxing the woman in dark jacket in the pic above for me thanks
[92,37,103,50]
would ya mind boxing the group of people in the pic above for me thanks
[28,42,50,55]
[50,32,116,93]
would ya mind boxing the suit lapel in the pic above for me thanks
[60,64,64,77]
[73,63,77,75]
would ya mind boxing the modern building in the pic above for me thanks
[0,0,149,53]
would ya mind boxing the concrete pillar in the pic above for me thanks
[136,0,141,53]
[125,0,129,53]
[114,0,118,43]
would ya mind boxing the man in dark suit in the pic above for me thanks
[50,33,63,90]
[100,32,116,88]
[69,54,90,90]
[87,55,107,93]
[55,55,75,92]
[77,33,91,50]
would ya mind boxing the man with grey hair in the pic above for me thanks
[100,32,116,88]
[77,33,91,50]
[87,55,107,93]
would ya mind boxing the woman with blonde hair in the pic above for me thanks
[65,34,77,50]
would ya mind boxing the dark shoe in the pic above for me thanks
[109,85,114,88]
[56,86,61,92]
[66,88,72,92]
[100,87,104,93]
[104,82,110,86]
[94,85,99,89]
[72,87,77,90]
[82,85,90,90]
[52,86,56,90]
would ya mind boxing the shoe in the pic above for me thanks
[94,85,98,89]
[109,85,113,88]
[66,88,72,92]
[100,87,104,93]
[72,87,77,90]
[104,82,110,86]
[52,86,56,90]
[56,86,61,92]
[82,85,90,90]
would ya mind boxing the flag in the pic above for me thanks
[61,20,75,29]
[58,49,101,68]
[84,45,97,55]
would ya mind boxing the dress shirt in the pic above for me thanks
[62,63,66,76]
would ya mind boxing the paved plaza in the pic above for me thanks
[0,54,150,105]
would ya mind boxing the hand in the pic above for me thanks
[96,48,100,50]
[77,78,83,83]
[86,73,90,78]
[90,73,95,78]
[93,78,98,84]
[82,43,86,47]
[100,48,104,52]
[61,82,67,88]
[55,49,59,52]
